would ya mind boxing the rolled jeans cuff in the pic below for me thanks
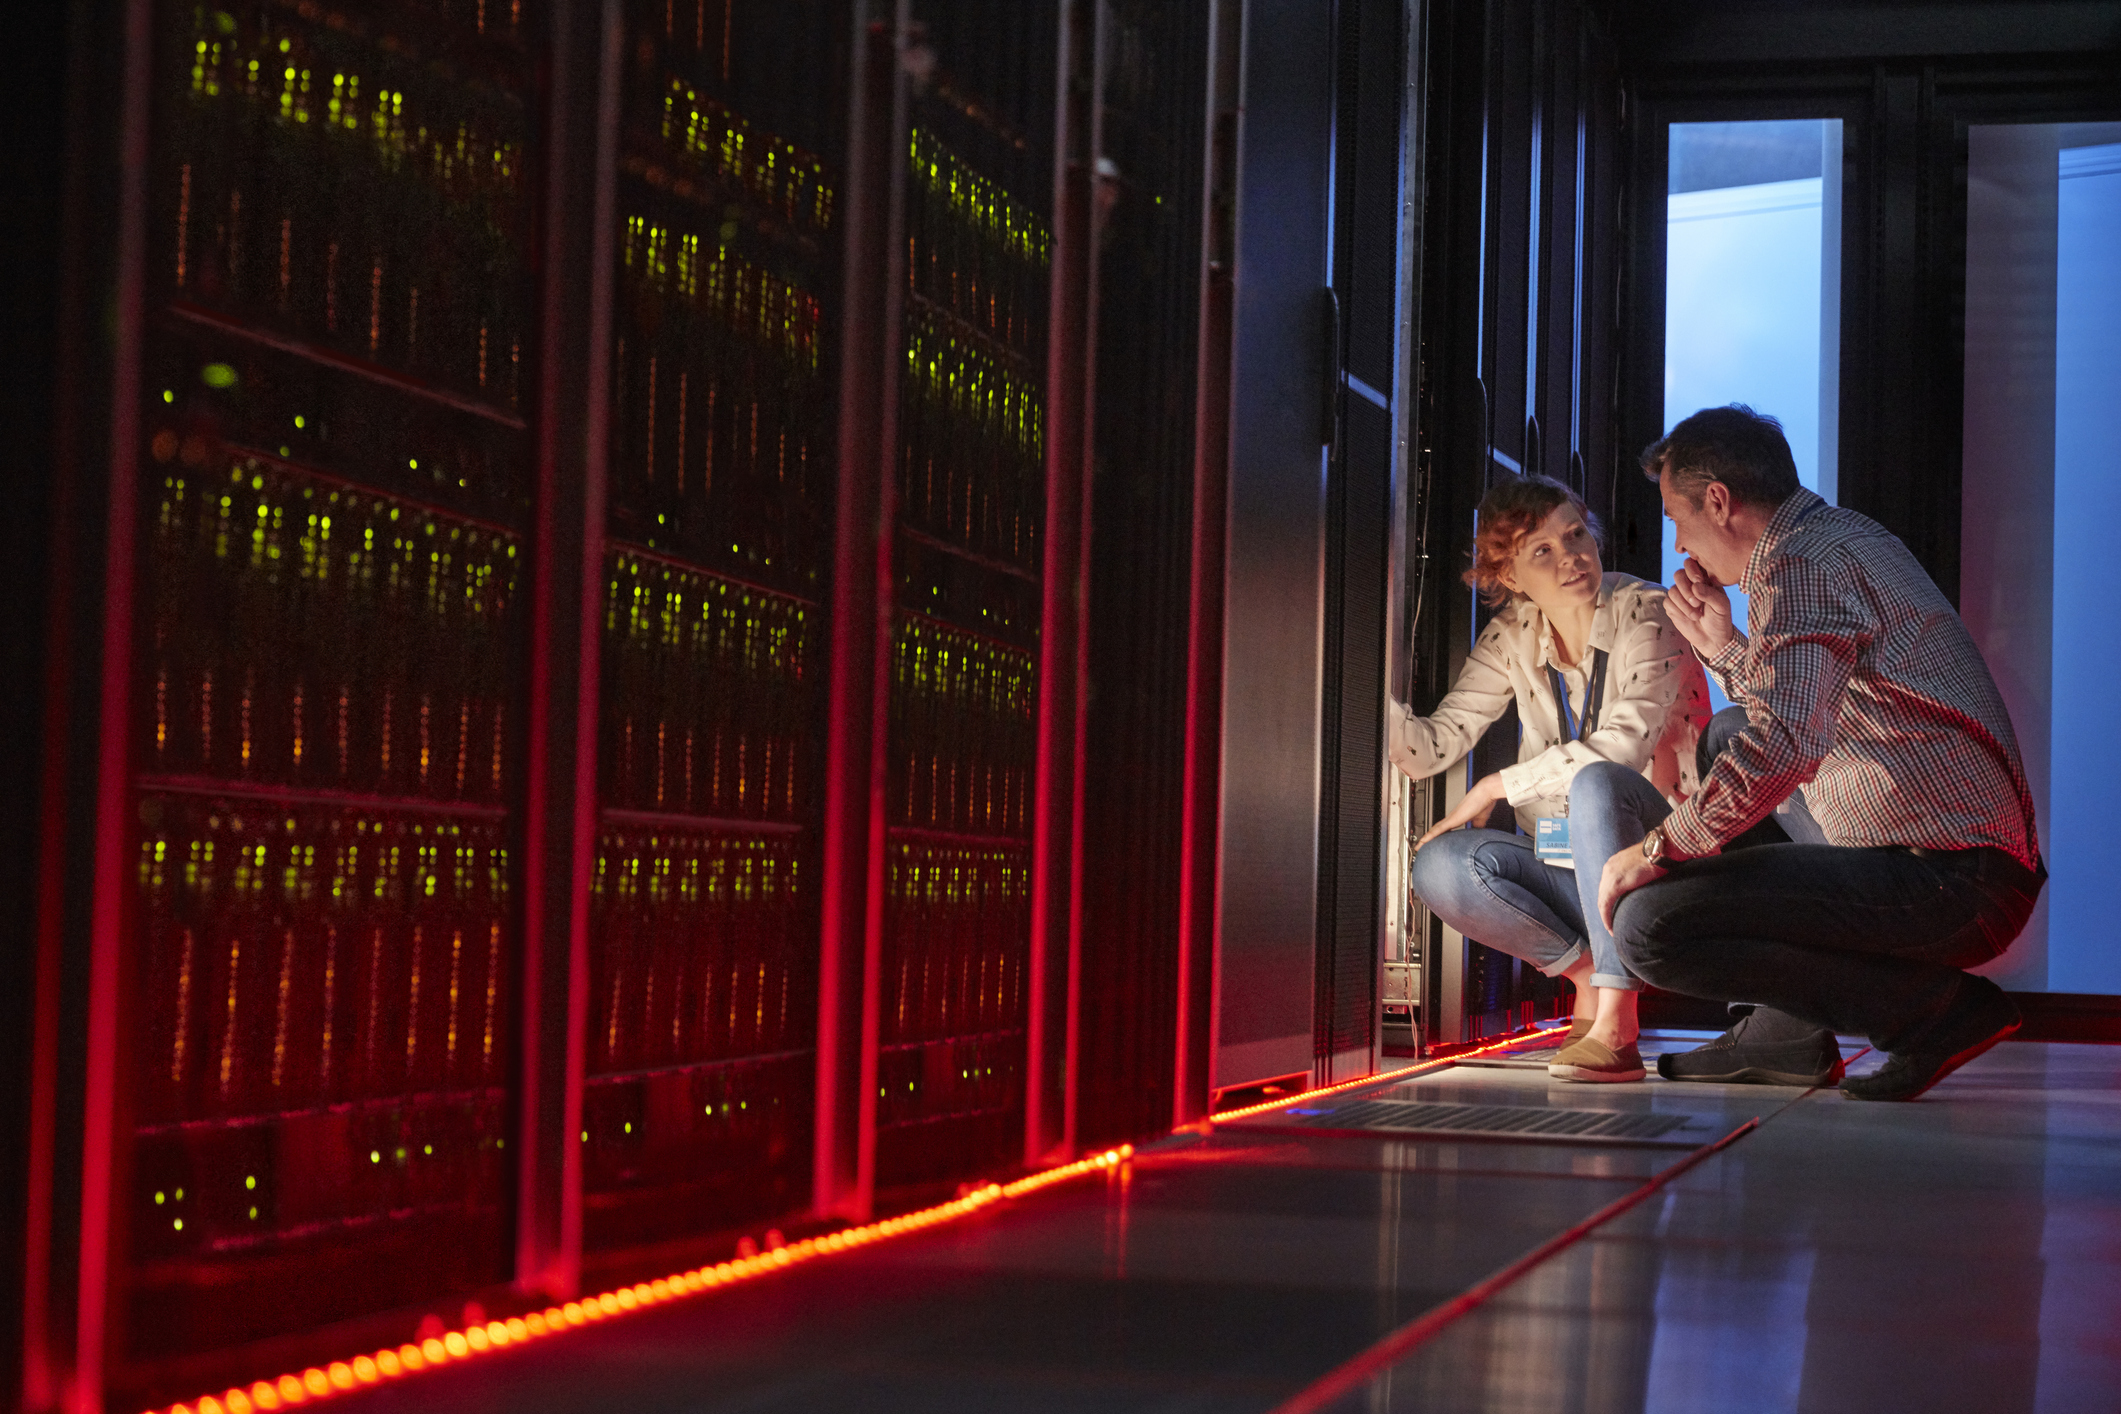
[1536,941,1587,979]
[1590,970,1643,992]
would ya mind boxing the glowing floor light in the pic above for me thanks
[148,1023,1565,1414]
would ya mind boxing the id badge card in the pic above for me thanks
[1535,816,1573,869]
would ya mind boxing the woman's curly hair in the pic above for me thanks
[1462,474,1604,607]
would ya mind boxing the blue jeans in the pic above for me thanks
[1697,705,1826,847]
[1408,707,1817,994]
[1410,769,1655,993]
[1409,830,1596,985]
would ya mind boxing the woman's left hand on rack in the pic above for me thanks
[1416,772,1508,849]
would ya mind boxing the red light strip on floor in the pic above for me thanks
[146,1144,1136,1414]
[1267,1117,1763,1414]
[145,1021,1568,1414]
[1203,1023,1571,1125]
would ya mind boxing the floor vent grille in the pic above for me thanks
[1287,1099,1693,1143]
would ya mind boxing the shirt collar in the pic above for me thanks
[1532,574,1618,671]
[1739,488,1826,595]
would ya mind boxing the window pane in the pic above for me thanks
[1662,119,1843,696]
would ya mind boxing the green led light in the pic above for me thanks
[200,362,238,389]
[162,389,174,403]
[245,1175,256,1190]
[293,414,305,429]
[154,1191,165,1205]
[369,1150,380,1163]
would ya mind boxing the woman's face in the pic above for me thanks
[1501,503,1601,613]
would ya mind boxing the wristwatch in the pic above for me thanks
[1641,825,1671,865]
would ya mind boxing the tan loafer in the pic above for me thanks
[1548,1036,1646,1083]
[1539,1017,1593,1049]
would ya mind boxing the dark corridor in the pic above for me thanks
[0,1,2116,1411]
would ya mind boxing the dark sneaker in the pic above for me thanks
[1549,1036,1646,1083]
[1656,1008,1844,1086]
[1841,975,2021,1102]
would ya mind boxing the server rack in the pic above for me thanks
[125,0,538,1377]
[581,0,846,1262]
[873,2,1057,1191]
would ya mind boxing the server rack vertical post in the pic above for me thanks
[1173,0,1244,1127]
[1382,0,1434,1059]
[39,0,157,1400]
[518,0,623,1304]
[1025,0,1100,1171]
[816,0,906,1228]
[3,0,76,1399]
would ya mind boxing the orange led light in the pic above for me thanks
[145,1145,1135,1414]
[142,1022,1550,1414]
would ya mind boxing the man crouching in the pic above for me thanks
[1575,403,2044,1101]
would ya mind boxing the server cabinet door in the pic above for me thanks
[1209,0,1337,1098]
[1317,0,1410,1085]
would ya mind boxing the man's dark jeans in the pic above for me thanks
[1593,707,2045,1051]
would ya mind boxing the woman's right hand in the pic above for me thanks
[1416,772,1508,849]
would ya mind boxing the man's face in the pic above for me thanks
[1660,472,1748,586]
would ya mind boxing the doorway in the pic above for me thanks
[1962,120,2121,995]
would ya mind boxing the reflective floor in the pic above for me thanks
[348,1037,2121,1413]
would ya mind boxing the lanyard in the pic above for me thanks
[1547,647,1609,744]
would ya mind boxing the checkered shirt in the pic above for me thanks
[1661,488,2041,869]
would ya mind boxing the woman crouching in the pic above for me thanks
[1391,475,1709,1082]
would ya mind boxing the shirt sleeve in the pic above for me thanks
[1388,617,1517,782]
[1660,552,1864,858]
[1497,592,1696,808]
[1701,631,1750,698]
